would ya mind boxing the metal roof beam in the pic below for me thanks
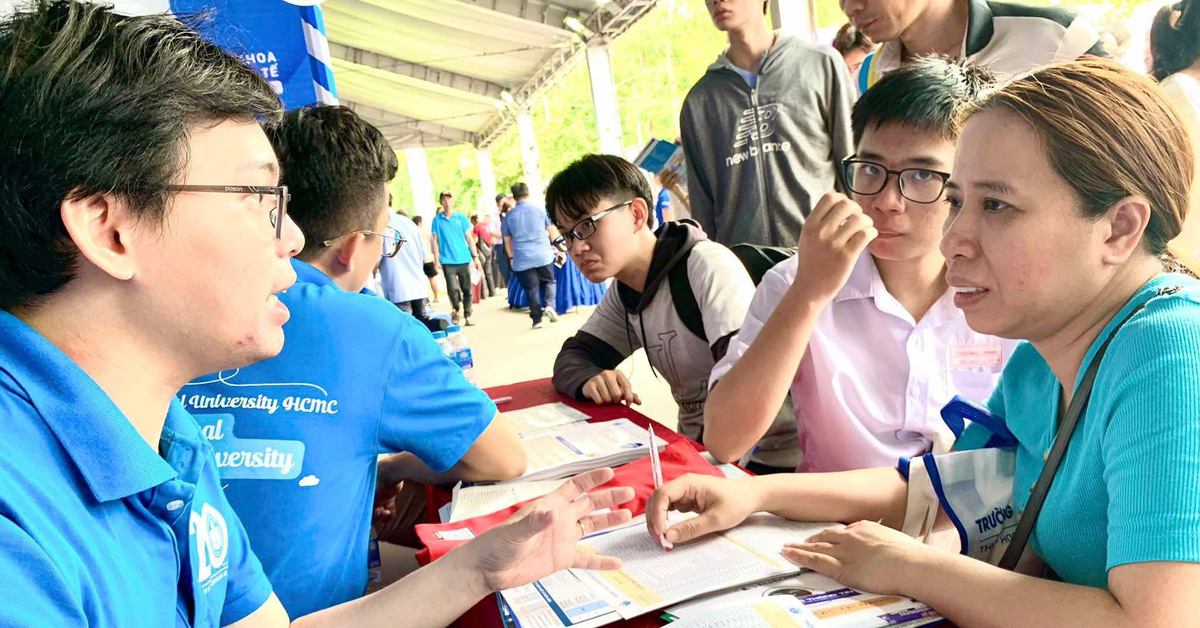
[455,0,577,30]
[330,43,510,101]
[344,101,478,147]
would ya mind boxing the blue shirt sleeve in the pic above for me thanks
[219,495,274,625]
[0,516,86,627]
[501,215,511,238]
[1101,302,1200,571]
[377,315,497,472]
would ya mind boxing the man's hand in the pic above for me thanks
[373,480,402,527]
[646,474,760,546]
[658,168,688,201]
[582,370,641,406]
[790,192,877,305]
[470,467,636,592]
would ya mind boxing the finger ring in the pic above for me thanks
[578,522,587,537]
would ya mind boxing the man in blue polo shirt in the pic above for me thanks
[503,182,563,329]
[0,4,629,627]
[430,191,479,326]
[184,105,527,618]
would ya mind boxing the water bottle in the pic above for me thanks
[431,330,449,357]
[444,325,475,384]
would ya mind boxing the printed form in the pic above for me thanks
[572,514,838,619]
[502,403,591,437]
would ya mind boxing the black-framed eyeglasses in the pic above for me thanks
[842,157,950,204]
[552,200,633,253]
[167,184,290,239]
[322,227,405,258]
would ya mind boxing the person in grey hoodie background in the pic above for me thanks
[681,0,856,247]
[547,154,802,472]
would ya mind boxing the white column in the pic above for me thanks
[516,111,544,200]
[476,147,497,217]
[769,0,816,41]
[404,147,436,224]
[585,43,624,156]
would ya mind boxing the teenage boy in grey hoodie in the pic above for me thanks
[548,154,802,472]
[681,0,856,248]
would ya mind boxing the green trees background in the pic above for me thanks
[389,0,1151,216]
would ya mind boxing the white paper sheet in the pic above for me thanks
[449,479,568,522]
[664,572,845,620]
[498,570,621,628]
[502,402,591,437]
[571,514,838,619]
[665,597,809,628]
[505,418,659,483]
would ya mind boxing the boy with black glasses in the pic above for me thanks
[548,154,802,471]
[701,57,1019,472]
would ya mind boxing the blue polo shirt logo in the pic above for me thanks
[192,502,231,593]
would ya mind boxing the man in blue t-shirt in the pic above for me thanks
[502,182,563,328]
[0,5,631,627]
[184,105,528,618]
[430,191,479,325]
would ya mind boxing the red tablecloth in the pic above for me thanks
[432,378,684,628]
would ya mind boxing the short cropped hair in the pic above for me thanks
[0,0,280,309]
[851,57,995,146]
[511,182,530,199]
[544,154,653,227]
[267,105,397,260]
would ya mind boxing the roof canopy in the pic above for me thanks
[325,0,658,149]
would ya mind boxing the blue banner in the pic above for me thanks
[169,0,337,109]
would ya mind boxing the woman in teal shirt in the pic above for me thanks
[646,58,1200,626]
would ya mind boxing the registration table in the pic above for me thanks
[423,378,951,628]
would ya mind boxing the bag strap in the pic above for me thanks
[998,285,1179,570]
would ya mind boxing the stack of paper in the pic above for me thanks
[447,479,567,523]
[498,514,843,627]
[505,418,661,483]
[501,402,590,438]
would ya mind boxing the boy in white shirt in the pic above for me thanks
[704,58,1019,471]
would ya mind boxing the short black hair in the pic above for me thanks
[0,0,280,309]
[544,154,653,227]
[1151,0,1200,81]
[413,215,423,226]
[495,193,507,204]
[511,182,530,199]
[439,191,453,200]
[267,105,397,261]
[833,22,875,55]
[851,56,995,146]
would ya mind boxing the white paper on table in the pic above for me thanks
[571,513,838,619]
[502,402,591,437]
[783,588,943,627]
[665,597,809,628]
[664,572,846,620]
[449,479,569,522]
[498,570,621,628]
[505,419,660,483]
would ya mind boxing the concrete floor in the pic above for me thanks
[450,286,681,432]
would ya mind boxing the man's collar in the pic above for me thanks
[0,311,176,503]
[292,258,337,288]
[874,0,990,73]
[963,0,994,56]
[832,252,878,303]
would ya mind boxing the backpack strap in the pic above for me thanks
[667,248,708,344]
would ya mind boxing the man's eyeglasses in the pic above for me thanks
[842,157,951,204]
[166,184,290,239]
[552,200,633,253]
[322,227,405,258]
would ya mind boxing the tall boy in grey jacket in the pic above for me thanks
[546,154,801,471]
[681,0,856,247]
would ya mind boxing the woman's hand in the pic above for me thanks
[781,520,929,596]
[646,474,760,545]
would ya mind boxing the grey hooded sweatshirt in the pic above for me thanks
[553,221,801,468]
[680,32,855,248]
